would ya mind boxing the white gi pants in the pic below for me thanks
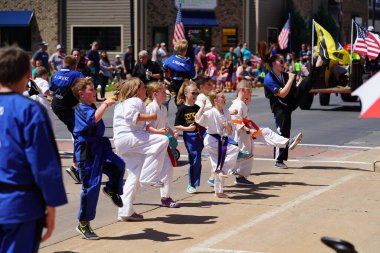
[204,135,239,193]
[159,154,173,198]
[115,131,168,217]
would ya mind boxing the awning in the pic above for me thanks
[182,10,219,27]
[0,11,34,27]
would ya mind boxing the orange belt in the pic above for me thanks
[231,118,262,139]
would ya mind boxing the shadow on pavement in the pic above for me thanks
[294,165,371,172]
[101,227,193,241]
[251,171,294,176]
[143,214,218,225]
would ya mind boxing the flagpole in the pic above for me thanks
[350,19,354,81]
[312,19,315,57]
[288,12,292,53]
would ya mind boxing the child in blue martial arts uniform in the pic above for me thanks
[175,80,205,194]
[71,78,125,240]
[0,46,67,253]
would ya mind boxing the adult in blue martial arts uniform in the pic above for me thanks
[0,46,67,253]
[71,78,125,240]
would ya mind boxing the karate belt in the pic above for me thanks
[76,136,106,143]
[208,134,238,172]
[0,182,37,191]
[231,118,262,139]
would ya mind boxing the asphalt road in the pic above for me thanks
[52,87,380,147]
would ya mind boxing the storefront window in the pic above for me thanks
[267,27,278,44]
[73,26,122,52]
[222,28,237,52]
[186,27,211,50]
[152,27,168,46]
[1,27,31,51]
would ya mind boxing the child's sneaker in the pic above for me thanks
[235,176,255,186]
[66,166,81,183]
[118,212,144,222]
[187,186,197,194]
[215,170,228,178]
[237,151,253,161]
[76,222,99,240]
[161,197,180,208]
[150,181,164,188]
[215,192,229,198]
[102,187,123,207]
[207,177,215,186]
[288,132,303,150]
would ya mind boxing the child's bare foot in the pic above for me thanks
[215,192,229,198]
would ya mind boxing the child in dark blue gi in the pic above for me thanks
[71,78,125,240]
[0,46,67,252]
[175,80,205,194]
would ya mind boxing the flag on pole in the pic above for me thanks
[353,21,380,59]
[314,20,350,65]
[172,0,185,45]
[278,18,290,50]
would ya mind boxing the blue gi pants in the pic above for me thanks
[75,137,125,221]
[183,131,204,188]
[0,217,44,253]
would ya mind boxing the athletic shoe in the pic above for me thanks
[76,222,99,240]
[161,197,180,208]
[237,151,253,161]
[288,132,303,150]
[215,192,229,198]
[102,187,123,207]
[150,181,164,188]
[235,176,255,186]
[66,166,81,184]
[187,186,197,194]
[118,212,144,222]
[275,161,288,169]
[215,169,228,178]
[207,178,215,186]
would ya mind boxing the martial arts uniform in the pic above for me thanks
[50,68,84,133]
[146,100,173,198]
[195,93,212,111]
[229,99,289,177]
[163,55,197,103]
[175,103,204,189]
[0,93,67,253]
[73,103,125,222]
[113,97,168,217]
[195,107,239,193]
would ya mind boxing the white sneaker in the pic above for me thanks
[289,132,303,150]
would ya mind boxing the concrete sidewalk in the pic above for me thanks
[40,142,380,253]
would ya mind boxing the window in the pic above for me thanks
[222,28,237,52]
[267,27,278,44]
[72,26,122,52]
[152,27,168,47]
[1,27,31,51]
[186,27,212,49]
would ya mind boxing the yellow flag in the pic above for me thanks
[314,20,350,65]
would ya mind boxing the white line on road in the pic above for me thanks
[184,174,358,253]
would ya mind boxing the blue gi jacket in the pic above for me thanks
[0,93,67,224]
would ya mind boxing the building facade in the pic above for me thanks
[0,0,370,58]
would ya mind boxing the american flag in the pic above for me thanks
[353,21,380,59]
[172,0,185,45]
[278,18,290,50]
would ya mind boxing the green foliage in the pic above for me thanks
[285,0,311,54]
[313,5,339,41]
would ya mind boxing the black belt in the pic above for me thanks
[0,182,37,191]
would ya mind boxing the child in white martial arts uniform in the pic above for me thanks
[229,80,302,185]
[113,78,169,221]
[145,82,180,208]
[195,89,240,198]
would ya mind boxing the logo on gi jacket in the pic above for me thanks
[0,106,4,115]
